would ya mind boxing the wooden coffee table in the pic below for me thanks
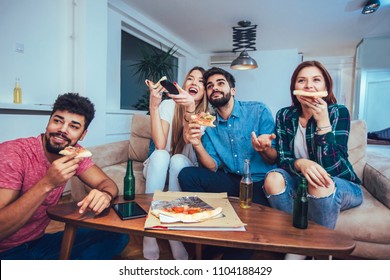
[47,194,355,260]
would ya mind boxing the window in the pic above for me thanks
[120,31,178,110]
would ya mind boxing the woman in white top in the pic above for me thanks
[143,66,208,260]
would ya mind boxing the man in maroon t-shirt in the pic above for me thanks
[0,93,128,259]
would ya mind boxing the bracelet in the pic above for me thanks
[316,125,332,132]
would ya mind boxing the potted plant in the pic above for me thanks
[131,44,178,111]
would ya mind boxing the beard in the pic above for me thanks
[44,132,72,154]
[209,90,231,108]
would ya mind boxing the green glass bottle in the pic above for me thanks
[293,177,308,229]
[123,159,135,200]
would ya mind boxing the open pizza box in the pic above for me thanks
[144,190,246,231]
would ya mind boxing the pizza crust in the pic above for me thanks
[59,146,92,158]
[145,76,167,89]
[293,90,328,98]
[191,112,216,127]
[151,206,223,223]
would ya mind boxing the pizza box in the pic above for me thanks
[144,190,246,231]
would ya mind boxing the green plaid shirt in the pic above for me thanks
[275,104,361,184]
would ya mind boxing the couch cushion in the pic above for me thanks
[101,162,127,195]
[349,240,390,260]
[89,140,129,168]
[348,120,367,181]
[129,114,151,163]
[364,153,390,209]
[133,161,146,194]
[336,187,390,244]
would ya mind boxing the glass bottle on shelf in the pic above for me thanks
[13,78,22,104]
[123,159,135,200]
[292,177,308,229]
[240,159,253,208]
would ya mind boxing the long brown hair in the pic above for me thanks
[290,61,337,110]
[171,66,207,155]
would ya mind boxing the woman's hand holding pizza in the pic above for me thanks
[145,79,164,111]
[300,96,330,124]
[310,98,330,123]
[185,118,203,147]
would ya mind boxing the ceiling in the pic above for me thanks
[122,0,390,57]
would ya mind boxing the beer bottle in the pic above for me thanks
[13,78,22,104]
[293,177,308,229]
[123,159,135,200]
[240,159,253,208]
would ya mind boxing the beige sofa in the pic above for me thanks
[71,114,390,259]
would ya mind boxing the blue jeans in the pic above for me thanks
[178,167,270,206]
[0,228,129,260]
[263,168,363,229]
[143,150,195,193]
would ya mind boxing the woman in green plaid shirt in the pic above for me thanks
[263,61,363,231]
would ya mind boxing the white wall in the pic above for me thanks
[0,0,72,142]
[0,0,358,146]
[354,36,390,131]
[0,0,72,103]
[0,0,109,147]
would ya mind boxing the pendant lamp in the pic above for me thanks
[230,20,258,70]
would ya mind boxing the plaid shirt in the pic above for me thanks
[275,104,361,184]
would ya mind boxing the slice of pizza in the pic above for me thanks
[191,112,216,127]
[59,146,92,158]
[144,76,167,89]
[151,205,223,223]
[293,90,328,98]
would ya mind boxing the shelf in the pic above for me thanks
[0,103,52,115]
[106,109,147,115]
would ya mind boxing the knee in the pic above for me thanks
[170,154,191,172]
[308,181,335,198]
[178,167,196,188]
[264,172,286,195]
[150,150,170,162]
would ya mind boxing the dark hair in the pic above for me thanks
[290,60,337,109]
[203,67,236,88]
[51,93,96,130]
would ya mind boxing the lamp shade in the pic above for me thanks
[230,51,258,70]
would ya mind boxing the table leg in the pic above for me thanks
[59,223,77,260]
[195,244,202,260]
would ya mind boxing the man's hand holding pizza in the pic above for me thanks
[40,154,82,191]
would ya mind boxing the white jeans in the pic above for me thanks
[143,150,194,193]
